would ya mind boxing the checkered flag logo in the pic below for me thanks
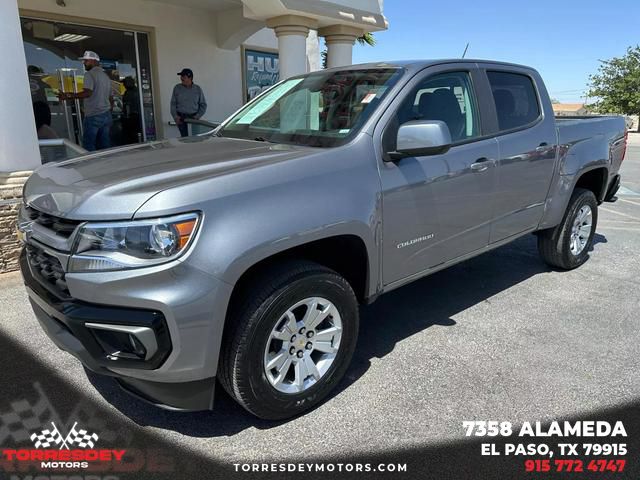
[29,422,99,450]
[30,422,64,448]
[66,422,99,448]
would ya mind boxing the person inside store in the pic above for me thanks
[33,101,58,140]
[170,68,207,137]
[122,76,142,144]
[28,65,49,104]
[57,50,113,151]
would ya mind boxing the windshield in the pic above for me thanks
[219,68,403,147]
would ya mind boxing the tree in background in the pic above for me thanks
[586,45,640,131]
[357,32,376,48]
[322,33,376,69]
[550,98,560,104]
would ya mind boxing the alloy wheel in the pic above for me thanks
[569,205,593,255]
[263,297,342,394]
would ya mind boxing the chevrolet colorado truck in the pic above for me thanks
[18,60,627,420]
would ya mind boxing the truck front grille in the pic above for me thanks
[25,205,80,239]
[25,244,70,299]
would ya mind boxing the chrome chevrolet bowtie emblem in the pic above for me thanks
[16,220,34,244]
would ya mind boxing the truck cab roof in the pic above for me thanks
[321,59,537,74]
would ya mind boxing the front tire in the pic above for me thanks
[537,188,598,269]
[219,260,359,420]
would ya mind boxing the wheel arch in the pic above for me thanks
[228,234,372,308]
[214,233,371,380]
[573,166,609,203]
[539,164,608,230]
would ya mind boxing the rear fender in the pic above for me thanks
[538,134,609,230]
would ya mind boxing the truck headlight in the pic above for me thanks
[68,213,200,272]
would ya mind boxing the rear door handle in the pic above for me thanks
[470,157,491,172]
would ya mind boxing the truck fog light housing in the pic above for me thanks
[68,213,200,272]
[86,323,158,361]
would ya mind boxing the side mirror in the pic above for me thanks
[387,120,452,161]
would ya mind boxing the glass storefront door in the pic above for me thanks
[21,18,156,150]
[56,68,83,142]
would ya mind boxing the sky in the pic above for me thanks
[351,0,640,103]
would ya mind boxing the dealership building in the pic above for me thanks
[0,0,388,272]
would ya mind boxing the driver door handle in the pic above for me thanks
[470,157,492,172]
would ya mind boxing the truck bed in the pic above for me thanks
[555,114,627,183]
[555,114,621,129]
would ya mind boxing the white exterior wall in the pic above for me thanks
[18,0,277,138]
[1,0,40,172]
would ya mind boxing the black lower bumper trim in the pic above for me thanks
[117,376,216,411]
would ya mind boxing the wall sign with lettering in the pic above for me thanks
[243,47,280,103]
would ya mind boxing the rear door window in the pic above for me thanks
[487,71,541,131]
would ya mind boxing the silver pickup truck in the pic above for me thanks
[18,60,627,420]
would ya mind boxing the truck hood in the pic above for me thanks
[23,136,314,220]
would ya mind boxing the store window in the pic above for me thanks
[21,17,157,150]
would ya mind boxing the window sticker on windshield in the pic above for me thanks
[361,92,377,104]
[339,129,350,134]
[235,79,304,124]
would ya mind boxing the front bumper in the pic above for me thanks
[23,250,172,371]
[20,248,228,411]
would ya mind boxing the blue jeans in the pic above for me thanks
[83,111,113,151]
[177,112,196,137]
[177,121,189,138]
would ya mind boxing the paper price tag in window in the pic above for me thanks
[361,92,377,104]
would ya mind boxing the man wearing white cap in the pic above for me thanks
[58,51,113,151]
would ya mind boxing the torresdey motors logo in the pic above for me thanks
[1,383,174,478]
[3,421,125,469]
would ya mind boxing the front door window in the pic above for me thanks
[397,71,480,143]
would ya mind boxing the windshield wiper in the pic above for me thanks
[253,136,272,143]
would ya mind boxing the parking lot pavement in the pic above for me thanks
[620,132,640,194]
[1,137,639,479]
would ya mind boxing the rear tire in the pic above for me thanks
[537,188,598,270]
[219,260,359,420]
